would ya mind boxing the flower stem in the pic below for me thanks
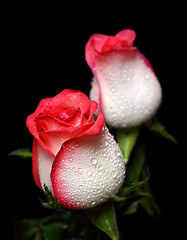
[117,127,139,164]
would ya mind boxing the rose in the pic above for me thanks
[26,89,125,209]
[85,29,162,128]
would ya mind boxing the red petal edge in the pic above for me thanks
[85,29,136,70]
[26,89,92,156]
[32,138,42,189]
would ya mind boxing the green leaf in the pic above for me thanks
[8,148,32,158]
[123,200,139,215]
[86,200,119,240]
[43,223,65,240]
[43,184,69,212]
[18,214,72,240]
[145,116,177,144]
[18,219,39,240]
[117,127,139,164]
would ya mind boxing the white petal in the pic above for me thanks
[51,125,126,209]
[89,77,101,116]
[94,50,162,128]
[36,141,55,192]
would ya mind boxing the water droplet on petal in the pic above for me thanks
[91,201,96,206]
[91,158,97,165]
[78,168,83,173]
[98,165,103,171]
[112,171,117,179]
[86,170,92,177]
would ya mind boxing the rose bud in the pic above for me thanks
[26,89,125,209]
[85,29,162,128]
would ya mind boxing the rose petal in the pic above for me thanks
[85,33,109,70]
[32,138,42,189]
[89,77,101,115]
[39,130,84,156]
[51,125,125,209]
[63,108,81,126]
[39,131,73,156]
[102,36,121,52]
[92,49,162,128]
[116,29,136,46]
[32,138,55,191]
[34,89,90,117]
[35,116,72,132]
[33,102,103,156]
[26,90,95,156]
[27,113,53,155]
[83,110,104,136]
[85,29,136,70]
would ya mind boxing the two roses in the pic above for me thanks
[26,29,162,209]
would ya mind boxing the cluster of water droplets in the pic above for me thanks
[52,125,125,209]
[94,51,162,128]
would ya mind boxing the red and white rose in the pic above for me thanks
[26,89,125,209]
[86,29,162,128]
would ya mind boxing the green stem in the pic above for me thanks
[117,127,139,164]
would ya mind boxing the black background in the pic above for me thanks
[4,6,184,240]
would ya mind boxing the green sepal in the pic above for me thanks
[117,127,139,164]
[116,178,149,199]
[8,148,32,158]
[145,116,177,144]
[114,179,150,216]
[43,184,69,212]
[86,199,119,240]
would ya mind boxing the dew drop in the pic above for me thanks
[98,171,102,175]
[78,168,83,174]
[86,170,92,177]
[98,165,103,171]
[112,171,117,179]
[93,178,97,183]
[91,158,97,165]
[105,142,109,147]
[91,201,96,206]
